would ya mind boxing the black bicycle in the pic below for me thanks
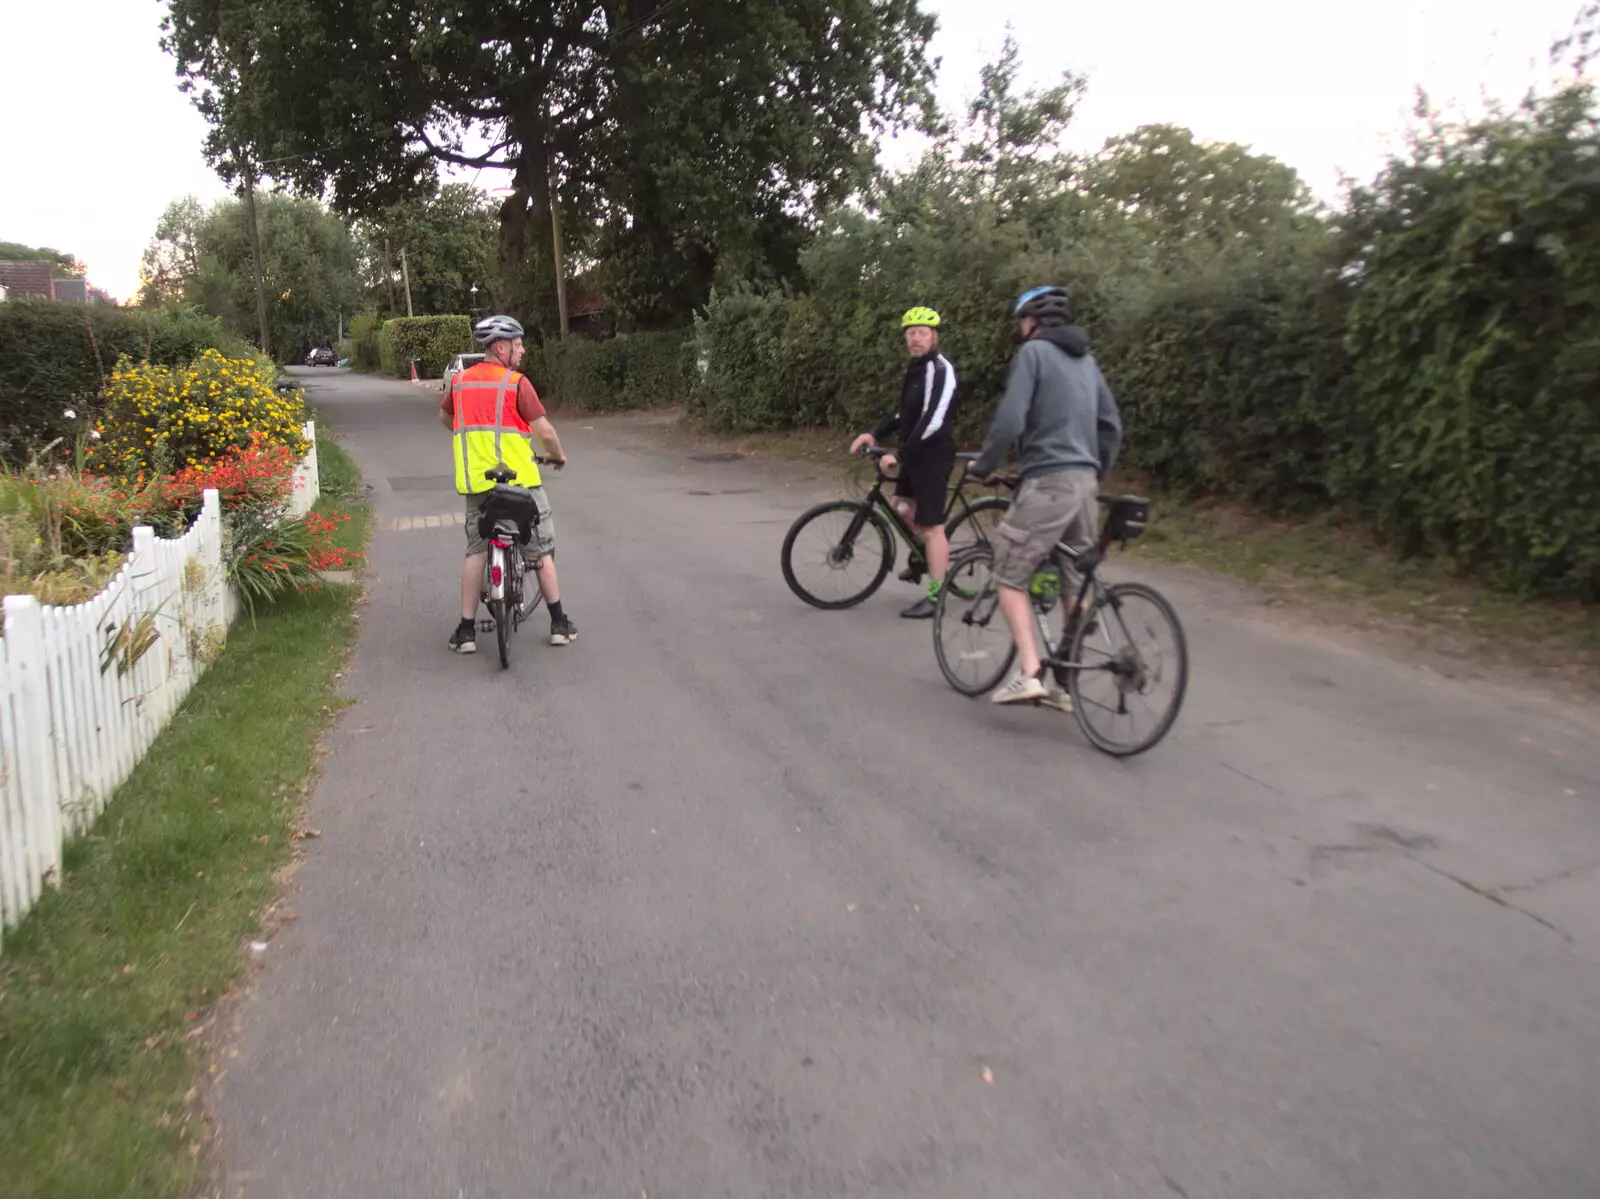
[477,461,553,669]
[781,446,1016,609]
[932,493,1189,756]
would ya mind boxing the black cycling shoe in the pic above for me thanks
[900,597,937,619]
[898,556,927,585]
[448,623,477,654]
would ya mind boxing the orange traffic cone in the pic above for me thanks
[408,358,420,383]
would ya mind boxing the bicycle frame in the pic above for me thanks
[854,462,1007,555]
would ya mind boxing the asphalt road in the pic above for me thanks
[218,367,1600,1199]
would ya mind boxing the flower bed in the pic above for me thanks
[5,350,359,611]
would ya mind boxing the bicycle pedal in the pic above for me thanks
[477,619,496,632]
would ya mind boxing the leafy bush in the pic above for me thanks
[88,349,308,477]
[517,332,690,411]
[0,301,254,463]
[347,310,383,372]
[1341,85,1600,597]
[1097,249,1354,512]
[378,315,472,377]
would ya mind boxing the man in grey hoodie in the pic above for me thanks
[968,286,1123,707]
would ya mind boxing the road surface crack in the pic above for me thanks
[1408,855,1574,943]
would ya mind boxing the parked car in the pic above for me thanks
[309,347,337,367]
[441,352,486,394]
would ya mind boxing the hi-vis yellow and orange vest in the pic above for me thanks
[450,361,543,494]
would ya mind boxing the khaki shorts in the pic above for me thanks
[465,486,555,559]
[990,468,1098,590]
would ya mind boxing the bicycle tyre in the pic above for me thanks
[490,598,511,669]
[933,545,1016,697]
[1068,581,1188,757]
[946,495,1010,557]
[780,499,896,609]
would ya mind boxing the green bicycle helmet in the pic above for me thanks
[900,306,941,329]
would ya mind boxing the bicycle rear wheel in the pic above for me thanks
[1067,581,1188,756]
[933,546,1015,696]
[490,598,511,669]
[781,499,895,609]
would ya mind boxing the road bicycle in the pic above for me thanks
[477,459,554,669]
[780,446,1017,609]
[932,492,1189,756]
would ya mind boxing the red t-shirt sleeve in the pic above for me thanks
[516,376,546,423]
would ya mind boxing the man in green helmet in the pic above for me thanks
[850,306,959,618]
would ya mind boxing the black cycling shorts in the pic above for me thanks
[892,441,956,528]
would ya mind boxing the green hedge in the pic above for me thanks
[517,332,690,412]
[0,301,254,463]
[378,315,472,378]
[346,310,383,372]
[1097,254,1356,513]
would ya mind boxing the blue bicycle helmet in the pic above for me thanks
[1013,286,1072,321]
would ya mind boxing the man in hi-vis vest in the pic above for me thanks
[439,315,577,653]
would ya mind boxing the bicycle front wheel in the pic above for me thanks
[1068,581,1188,756]
[933,546,1015,696]
[781,499,895,609]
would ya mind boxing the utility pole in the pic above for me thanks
[241,158,271,357]
[399,245,415,317]
[551,197,569,339]
[383,237,397,315]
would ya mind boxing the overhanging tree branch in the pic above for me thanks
[418,131,515,169]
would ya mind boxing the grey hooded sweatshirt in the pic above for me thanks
[971,325,1122,480]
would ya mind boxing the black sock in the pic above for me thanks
[548,600,565,624]
[458,617,475,632]
[1034,664,1049,680]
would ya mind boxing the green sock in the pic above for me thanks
[925,578,943,602]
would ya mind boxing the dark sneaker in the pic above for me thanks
[899,597,937,619]
[549,616,578,646]
[898,556,927,584]
[448,624,477,654]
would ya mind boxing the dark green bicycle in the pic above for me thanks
[932,493,1189,756]
[780,446,1015,609]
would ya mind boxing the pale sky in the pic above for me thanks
[0,0,1585,302]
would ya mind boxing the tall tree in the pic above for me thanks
[161,0,936,333]
[356,184,502,317]
[137,196,207,306]
[1079,124,1322,252]
[134,194,363,359]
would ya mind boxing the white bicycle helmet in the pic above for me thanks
[474,314,525,346]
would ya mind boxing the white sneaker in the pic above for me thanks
[991,674,1047,705]
[1040,686,1074,714]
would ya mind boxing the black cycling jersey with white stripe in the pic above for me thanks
[872,351,958,456]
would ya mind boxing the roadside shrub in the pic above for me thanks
[346,310,382,372]
[519,332,691,411]
[88,349,308,477]
[0,301,253,463]
[1341,85,1600,597]
[1097,250,1355,512]
[378,315,472,378]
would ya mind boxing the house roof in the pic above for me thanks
[0,261,56,299]
[567,273,604,317]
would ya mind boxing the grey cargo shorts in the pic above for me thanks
[464,485,555,559]
[989,467,1098,591]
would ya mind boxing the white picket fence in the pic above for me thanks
[0,422,319,948]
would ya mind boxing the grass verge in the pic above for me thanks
[0,430,370,1198]
[1122,492,1599,672]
